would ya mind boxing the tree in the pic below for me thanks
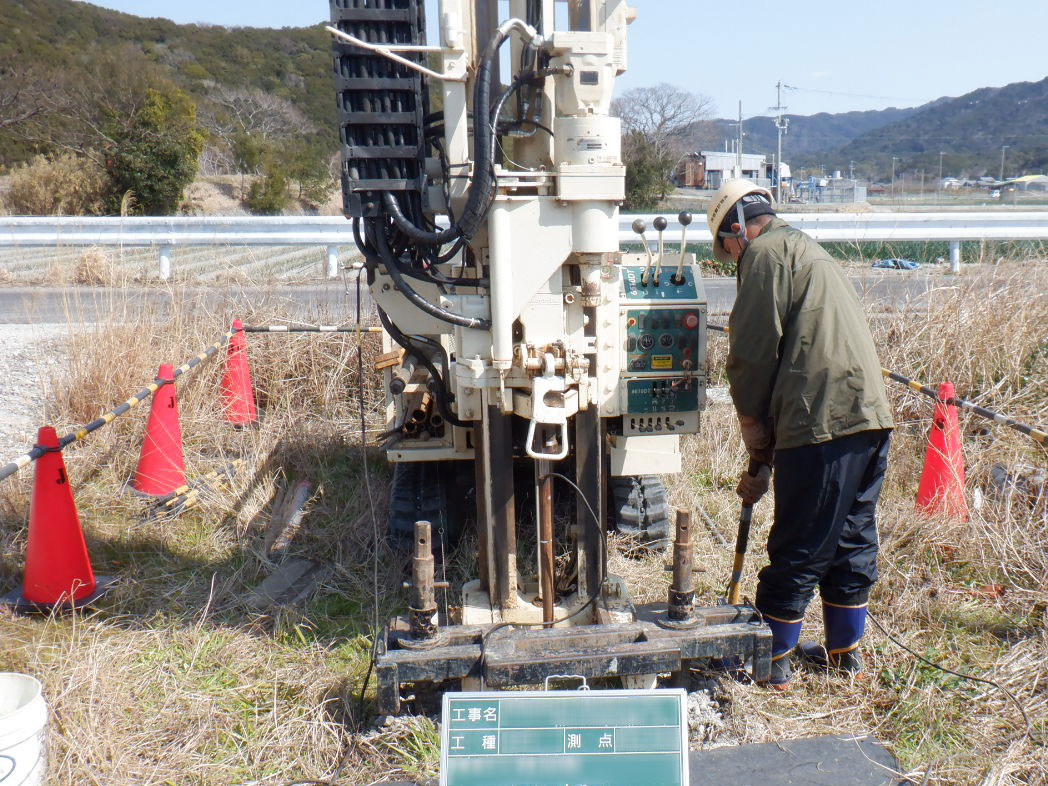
[103,85,206,214]
[285,137,336,208]
[0,64,44,132]
[613,84,715,210]
[613,83,715,156]
[622,133,675,212]
[5,48,205,213]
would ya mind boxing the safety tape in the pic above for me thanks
[707,323,1047,446]
[0,329,236,484]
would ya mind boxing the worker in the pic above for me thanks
[707,180,894,690]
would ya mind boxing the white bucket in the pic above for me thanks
[0,673,47,786]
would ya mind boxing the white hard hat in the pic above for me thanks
[706,179,775,262]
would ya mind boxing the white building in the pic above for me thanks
[701,150,767,190]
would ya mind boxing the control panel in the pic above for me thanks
[617,259,707,437]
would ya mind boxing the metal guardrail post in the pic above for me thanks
[949,240,961,274]
[326,245,339,279]
[159,245,172,280]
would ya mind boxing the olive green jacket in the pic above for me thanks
[726,217,894,449]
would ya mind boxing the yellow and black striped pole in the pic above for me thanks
[883,369,1047,446]
[0,328,236,484]
[241,325,383,333]
[707,323,1047,447]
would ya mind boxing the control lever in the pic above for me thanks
[632,219,654,286]
[673,212,692,284]
[652,216,667,286]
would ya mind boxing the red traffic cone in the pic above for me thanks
[916,381,968,520]
[2,427,114,611]
[133,363,186,496]
[221,319,258,425]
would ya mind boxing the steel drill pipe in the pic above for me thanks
[539,468,556,628]
[409,520,438,641]
[668,509,696,621]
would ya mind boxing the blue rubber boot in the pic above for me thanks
[797,602,867,675]
[762,615,803,690]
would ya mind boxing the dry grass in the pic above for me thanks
[0,266,1045,784]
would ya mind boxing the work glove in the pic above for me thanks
[736,462,772,506]
[737,414,775,466]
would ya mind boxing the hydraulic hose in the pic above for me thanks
[383,191,459,246]
[376,307,469,428]
[371,217,491,330]
[377,20,537,245]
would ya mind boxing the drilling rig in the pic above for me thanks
[328,0,771,714]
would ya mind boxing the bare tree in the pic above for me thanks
[199,85,312,142]
[0,65,45,131]
[8,48,167,167]
[612,83,715,155]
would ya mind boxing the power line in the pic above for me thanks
[782,83,923,102]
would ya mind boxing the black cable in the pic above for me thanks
[383,190,459,246]
[356,269,383,726]
[371,216,491,330]
[866,610,1032,737]
[376,306,469,428]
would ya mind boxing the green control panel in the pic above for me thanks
[617,260,707,436]
[624,307,701,374]
[621,265,698,300]
[626,379,699,416]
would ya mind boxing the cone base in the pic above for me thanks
[1,575,117,614]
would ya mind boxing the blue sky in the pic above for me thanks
[86,0,1046,119]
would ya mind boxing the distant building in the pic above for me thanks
[672,150,773,190]
[796,175,866,204]
[701,150,767,190]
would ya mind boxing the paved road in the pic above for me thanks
[0,273,933,324]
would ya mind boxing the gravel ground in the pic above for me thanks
[0,324,68,462]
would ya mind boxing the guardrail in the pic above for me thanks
[1,212,1046,279]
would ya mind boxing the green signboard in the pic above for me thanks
[440,689,688,786]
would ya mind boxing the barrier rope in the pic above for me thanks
[242,325,383,334]
[707,323,1048,446]
[0,328,236,484]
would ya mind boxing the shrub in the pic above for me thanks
[622,132,674,212]
[244,166,291,214]
[4,153,108,215]
[103,85,206,215]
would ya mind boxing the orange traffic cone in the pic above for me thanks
[2,427,114,611]
[221,319,258,425]
[916,381,968,520]
[133,363,186,495]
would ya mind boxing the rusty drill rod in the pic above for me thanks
[726,458,763,605]
[538,468,556,628]
[668,509,695,621]
[409,520,438,641]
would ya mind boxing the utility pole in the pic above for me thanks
[938,151,944,204]
[920,169,925,198]
[772,81,790,202]
[849,160,855,181]
[891,156,898,203]
[736,101,743,179]
[1000,145,1009,181]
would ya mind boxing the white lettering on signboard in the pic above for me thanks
[567,734,582,750]
[482,735,497,751]
[598,733,613,749]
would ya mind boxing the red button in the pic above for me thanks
[682,313,699,329]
